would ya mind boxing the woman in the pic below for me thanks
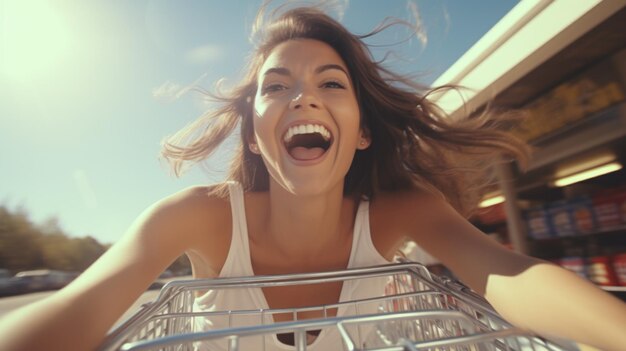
[1,5,624,351]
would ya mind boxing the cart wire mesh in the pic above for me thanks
[98,262,578,351]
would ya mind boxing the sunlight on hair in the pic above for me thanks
[251,0,350,46]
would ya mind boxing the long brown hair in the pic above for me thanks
[161,6,529,216]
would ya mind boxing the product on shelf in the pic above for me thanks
[524,206,554,239]
[586,255,619,286]
[569,196,597,234]
[524,187,626,238]
[547,201,576,237]
[613,253,626,286]
[592,188,626,230]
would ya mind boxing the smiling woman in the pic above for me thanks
[0,2,75,83]
[251,39,366,196]
[0,3,625,351]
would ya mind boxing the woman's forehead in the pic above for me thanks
[259,39,348,76]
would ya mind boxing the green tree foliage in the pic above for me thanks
[69,236,109,271]
[0,205,191,276]
[0,206,44,272]
[0,205,106,274]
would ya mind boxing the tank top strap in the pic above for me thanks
[347,200,389,268]
[219,181,255,277]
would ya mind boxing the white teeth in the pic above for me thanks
[283,123,331,143]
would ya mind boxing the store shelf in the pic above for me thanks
[601,285,626,292]
[529,226,626,243]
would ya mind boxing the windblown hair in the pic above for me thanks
[161,5,529,216]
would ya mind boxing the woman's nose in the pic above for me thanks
[288,91,319,110]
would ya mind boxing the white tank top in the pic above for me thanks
[193,181,391,350]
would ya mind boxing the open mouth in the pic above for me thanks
[282,123,332,161]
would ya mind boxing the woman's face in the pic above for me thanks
[252,39,368,196]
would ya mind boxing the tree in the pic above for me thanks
[68,236,107,271]
[0,205,108,274]
[0,206,43,272]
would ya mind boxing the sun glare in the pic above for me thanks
[1,1,74,82]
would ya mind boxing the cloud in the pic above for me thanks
[73,169,97,209]
[406,0,428,48]
[184,44,224,65]
[152,73,208,102]
[152,81,186,102]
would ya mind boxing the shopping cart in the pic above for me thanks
[98,262,578,351]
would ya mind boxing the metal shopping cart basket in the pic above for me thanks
[98,262,578,351]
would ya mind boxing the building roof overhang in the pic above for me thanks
[429,0,626,118]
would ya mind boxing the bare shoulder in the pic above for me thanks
[369,190,444,259]
[76,184,231,280]
[370,190,448,236]
[146,184,232,256]
[150,184,230,233]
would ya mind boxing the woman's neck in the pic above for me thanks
[260,179,356,262]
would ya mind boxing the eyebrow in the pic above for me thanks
[262,64,349,78]
[316,64,349,76]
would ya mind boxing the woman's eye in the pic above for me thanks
[261,84,287,94]
[321,81,346,89]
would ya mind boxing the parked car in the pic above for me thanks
[0,277,29,297]
[13,270,78,293]
[0,269,25,297]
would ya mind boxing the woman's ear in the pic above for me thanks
[249,143,260,154]
[357,129,371,150]
[241,120,261,155]
[248,138,261,154]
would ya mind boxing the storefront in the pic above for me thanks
[430,1,626,296]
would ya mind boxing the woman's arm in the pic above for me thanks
[405,195,626,351]
[0,187,218,351]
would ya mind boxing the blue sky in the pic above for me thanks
[0,0,518,244]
